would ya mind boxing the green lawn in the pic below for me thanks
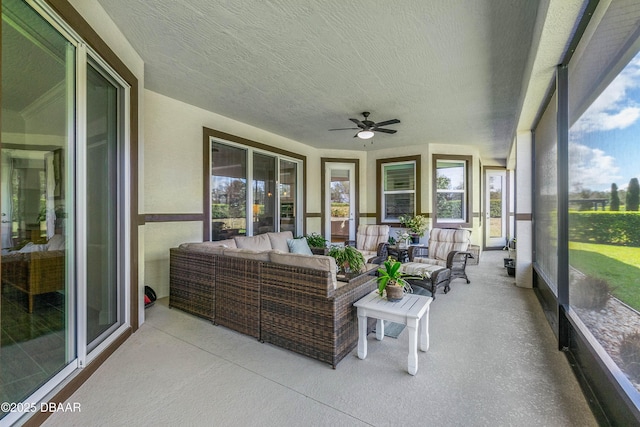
[569,241,640,311]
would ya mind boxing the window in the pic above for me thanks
[377,156,420,223]
[205,131,304,241]
[433,155,472,228]
[568,34,640,396]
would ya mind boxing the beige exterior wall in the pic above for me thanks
[69,0,146,324]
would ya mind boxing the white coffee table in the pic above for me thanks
[353,291,433,375]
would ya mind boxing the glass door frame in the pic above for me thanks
[484,167,508,249]
[321,158,359,244]
[1,0,134,424]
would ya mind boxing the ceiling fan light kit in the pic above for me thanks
[357,130,375,139]
[329,111,400,141]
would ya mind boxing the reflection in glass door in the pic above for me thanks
[1,0,74,413]
[85,61,123,350]
[279,160,297,234]
[485,169,507,248]
[253,153,276,235]
[324,163,356,243]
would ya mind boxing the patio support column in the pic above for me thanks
[515,131,533,288]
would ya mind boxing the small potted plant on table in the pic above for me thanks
[399,214,429,243]
[376,257,416,302]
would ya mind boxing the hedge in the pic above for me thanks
[569,211,640,246]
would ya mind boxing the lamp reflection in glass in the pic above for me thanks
[357,130,374,139]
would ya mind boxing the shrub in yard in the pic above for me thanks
[626,177,639,211]
[619,331,640,383]
[570,275,610,310]
[610,183,620,211]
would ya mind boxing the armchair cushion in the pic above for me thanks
[418,228,470,263]
[355,225,390,252]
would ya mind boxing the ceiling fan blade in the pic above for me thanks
[375,128,397,134]
[373,119,400,127]
[349,118,366,128]
[329,127,359,131]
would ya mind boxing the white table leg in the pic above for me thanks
[419,306,430,351]
[357,312,368,359]
[407,317,418,375]
[376,318,384,341]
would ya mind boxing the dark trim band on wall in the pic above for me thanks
[306,213,322,218]
[144,214,206,223]
[516,213,533,221]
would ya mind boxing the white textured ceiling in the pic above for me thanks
[95,0,580,162]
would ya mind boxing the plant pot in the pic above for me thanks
[411,235,420,244]
[385,285,404,302]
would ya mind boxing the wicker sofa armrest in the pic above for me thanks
[261,262,376,367]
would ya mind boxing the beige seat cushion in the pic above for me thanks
[401,262,443,277]
[270,252,338,289]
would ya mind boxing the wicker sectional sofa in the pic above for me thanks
[169,231,377,367]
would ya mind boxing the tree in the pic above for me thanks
[626,178,640,211]
[610,183,620,211]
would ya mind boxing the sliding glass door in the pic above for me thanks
[1,0,129,421]
[1,0,75,410]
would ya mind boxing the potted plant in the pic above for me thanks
[328,245,365,275]
[305,232,328,255]
[376,257,417,302]
[399,214,429,243]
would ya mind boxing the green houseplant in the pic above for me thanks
[305,232,328,249]
[376,257,416,301]
[399,214,429,239]
[328,245,365,274]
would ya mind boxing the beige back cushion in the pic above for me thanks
[234,234,272,251]
[356,225,390,252]
[267,231,294,252]
[428,228,471,262]
[222,248,271,261]
[178,241,231,254]
[269,252,338,290]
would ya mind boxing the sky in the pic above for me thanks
[569,51,640,192]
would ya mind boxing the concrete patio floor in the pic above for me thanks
[43,250,598,426]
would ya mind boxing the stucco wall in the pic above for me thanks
[143,90,367,297]
[69,0,146,324]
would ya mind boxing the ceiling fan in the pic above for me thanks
[329,112,400,139]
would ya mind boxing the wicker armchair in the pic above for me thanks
[1,250,65,313]
[402,228,473,287]
[346,224,390,262]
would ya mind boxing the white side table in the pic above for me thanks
[354,291,433,375]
